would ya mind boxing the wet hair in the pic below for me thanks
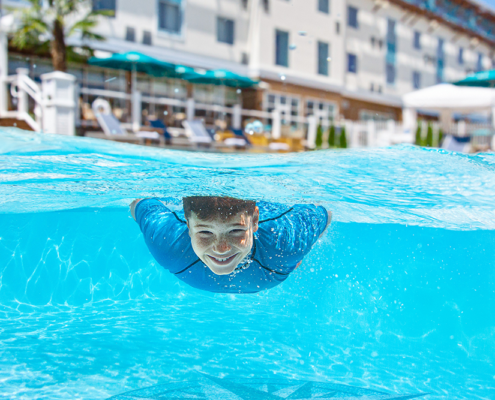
[183,196,256,222]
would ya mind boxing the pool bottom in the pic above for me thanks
[109,375,428,399]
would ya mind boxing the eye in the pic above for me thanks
[230,229,246,234]
[198,231,213,236]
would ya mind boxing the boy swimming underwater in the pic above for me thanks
[131,196,331,294]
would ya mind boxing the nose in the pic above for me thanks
[213,238,231,254]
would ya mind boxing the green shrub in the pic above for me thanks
[316,124,323,149]
[339,126,348,148]
[426,123,433,147]
[328,124,335,148]
[415,123,422,146]
[437,128,444,147]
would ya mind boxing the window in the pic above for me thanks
[458,47,464,64]
[477,53,483,72]
[347,53,357,73]
[371,36,376,47]
[217,17,235,45]
[413,31,421,50]
[318,41,329,76]
[386,63,395,84]
[263,0,269,12]
[413,71,421,89]
[387,19,396,44]
[92,0,116,13]
[335,21,340,34]
[386,19,396,85]
[348,6,358,28]
[305,99,337,120]
[318,0,330,14]
[125,27,135,42]
[143,30,152,45]
[158,0,182,34]
[360,110,394,121]
[275,29,289,67]
[370,83,374,92]
[241,53,249,65]
[436,38,444,83]
[264,93,301,127]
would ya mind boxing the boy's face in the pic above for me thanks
[187,207,259,275]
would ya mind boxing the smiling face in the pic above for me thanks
[187,207,259,275]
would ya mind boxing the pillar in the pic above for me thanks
[306,115,317,149]
[41,71,76,135]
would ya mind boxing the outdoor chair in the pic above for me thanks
[148,118,172,145]
[182,120,213,146]
[88,99,162,146]
[441,135,471,153]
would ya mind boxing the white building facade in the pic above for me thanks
[6,0,495,124]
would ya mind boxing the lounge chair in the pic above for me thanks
[441,135,471,153]
[182,120,213,145]
[148,118,172,144]
[88,99,162,145]
[231,128,253,147]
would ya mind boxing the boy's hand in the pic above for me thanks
[319,210,332,238]
[130,199,142,221]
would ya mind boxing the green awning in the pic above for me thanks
[88,52,258,88]
[179,69,259,88]
[453,70,495,87]
[88,51,178,78]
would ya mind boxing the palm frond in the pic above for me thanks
[67,10,109,42]
[11,8,50,50]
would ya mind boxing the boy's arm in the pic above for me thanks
[295,208,331,269]
[131,198,172,221]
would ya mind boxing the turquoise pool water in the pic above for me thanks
[0,129,494,399]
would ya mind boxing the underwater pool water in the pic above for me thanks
[0,128,494,399]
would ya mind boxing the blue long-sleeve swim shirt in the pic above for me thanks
[135,199,329,294]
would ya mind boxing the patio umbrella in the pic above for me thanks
[453,70,495,88]
[180,68,259,88]
[88,51,179,78]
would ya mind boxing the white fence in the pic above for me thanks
[1,68,77,135]
[2,69,494,151]
[78,85,420,148]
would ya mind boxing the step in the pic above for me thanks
[0,118,34,131]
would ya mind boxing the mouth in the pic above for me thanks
[207,253,239,266]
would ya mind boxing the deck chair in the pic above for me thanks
[182,120,213,145]
[441,135,471,153]
[90,99,160,144]
[148,118,172,141]
[231,128,253,147]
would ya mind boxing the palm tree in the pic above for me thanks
[11,0,111,72]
